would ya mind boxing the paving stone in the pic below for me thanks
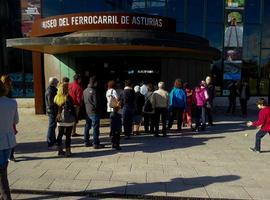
[10,108,270,199]
[111,171,147,183]
[205,185,252,199]
[14,193,59,200]
[166,182,209,198]
[48,179,90,192]
[41,169,80,180]
[86,180,127,195]
[76,170,112,181]
[244,186,270,200]
[11,177,54,190]
[126,182,166,196]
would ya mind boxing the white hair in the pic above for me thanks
[49,77,58,86]
[134,85,140,93]
[158,82,165,89]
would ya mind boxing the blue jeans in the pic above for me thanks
[195,106,206,127]
[47,114,57,147]
[84,115,100,145]
[255,130,269,151]
[0,149,11,166]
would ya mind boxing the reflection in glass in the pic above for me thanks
[226,0,245,8]
[167,0,184,21]
[224,13,243,47]
[207,0,224,23]
[206,23,223,50]
[244,0,260,23]
[242,25,260,61]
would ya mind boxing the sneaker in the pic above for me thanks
[249,147,260,153]
[84,142,92,147]
[48,145,57,150]
[112,145,122,150]
[9,157,16,162]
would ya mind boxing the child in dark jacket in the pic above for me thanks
[247,98,270,153]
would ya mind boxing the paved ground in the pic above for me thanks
[7,107,270,200]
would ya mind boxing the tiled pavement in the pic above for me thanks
[8,108,270,199]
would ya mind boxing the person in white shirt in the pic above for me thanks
[106,80,122,150]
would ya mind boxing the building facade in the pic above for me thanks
[3,0,270,113]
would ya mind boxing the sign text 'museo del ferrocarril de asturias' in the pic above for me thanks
[42,14,163,29]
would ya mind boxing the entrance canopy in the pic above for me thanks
[7,29,220,61]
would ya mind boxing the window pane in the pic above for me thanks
[167,0,184,22]
[244,0,261,23]
[145,0,167,16]
[259,50,270,95]
[206,23,224,50]
[187,0,204,36]
[176,22,184,32]
[262,2,270,48]
[207,0,224,23]
[242,24,260,61]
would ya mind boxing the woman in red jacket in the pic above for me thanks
[247,98,270,153]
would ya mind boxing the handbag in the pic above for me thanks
[109,89,119,108]
[143,93,153,113]
[57,102,75,123]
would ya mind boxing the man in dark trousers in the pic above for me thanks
[45,77,59,149]
[205,76,215,126]
[83,76,104,149]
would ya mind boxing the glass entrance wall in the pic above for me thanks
[40,0,270,96]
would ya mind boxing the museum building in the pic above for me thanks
[3,0,270,114]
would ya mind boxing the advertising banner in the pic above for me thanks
[21,0,41,37]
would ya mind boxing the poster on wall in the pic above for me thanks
[21,0,41,37]
[226,0,245,9]
[224,11,243,48]
[223,60,242,80]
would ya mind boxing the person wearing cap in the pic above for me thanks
[69,74,83,137]
[45,77,59,149]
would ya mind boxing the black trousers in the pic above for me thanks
[227,97,236,114]
[154,107,167,135]
[110,112,122,146]
[57,126,72,148]
[144,113,155,134]
[168,107,184,130]
[0,162,11,200]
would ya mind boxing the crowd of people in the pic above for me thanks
[0,72,269,200]
[44,74,216,156]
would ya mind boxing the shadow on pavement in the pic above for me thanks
[12,175,241,200]
[14,135,224,162]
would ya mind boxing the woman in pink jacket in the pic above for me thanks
[193,81,209,132]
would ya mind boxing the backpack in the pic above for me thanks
[57,103,75,123]
[143,93,153,113]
